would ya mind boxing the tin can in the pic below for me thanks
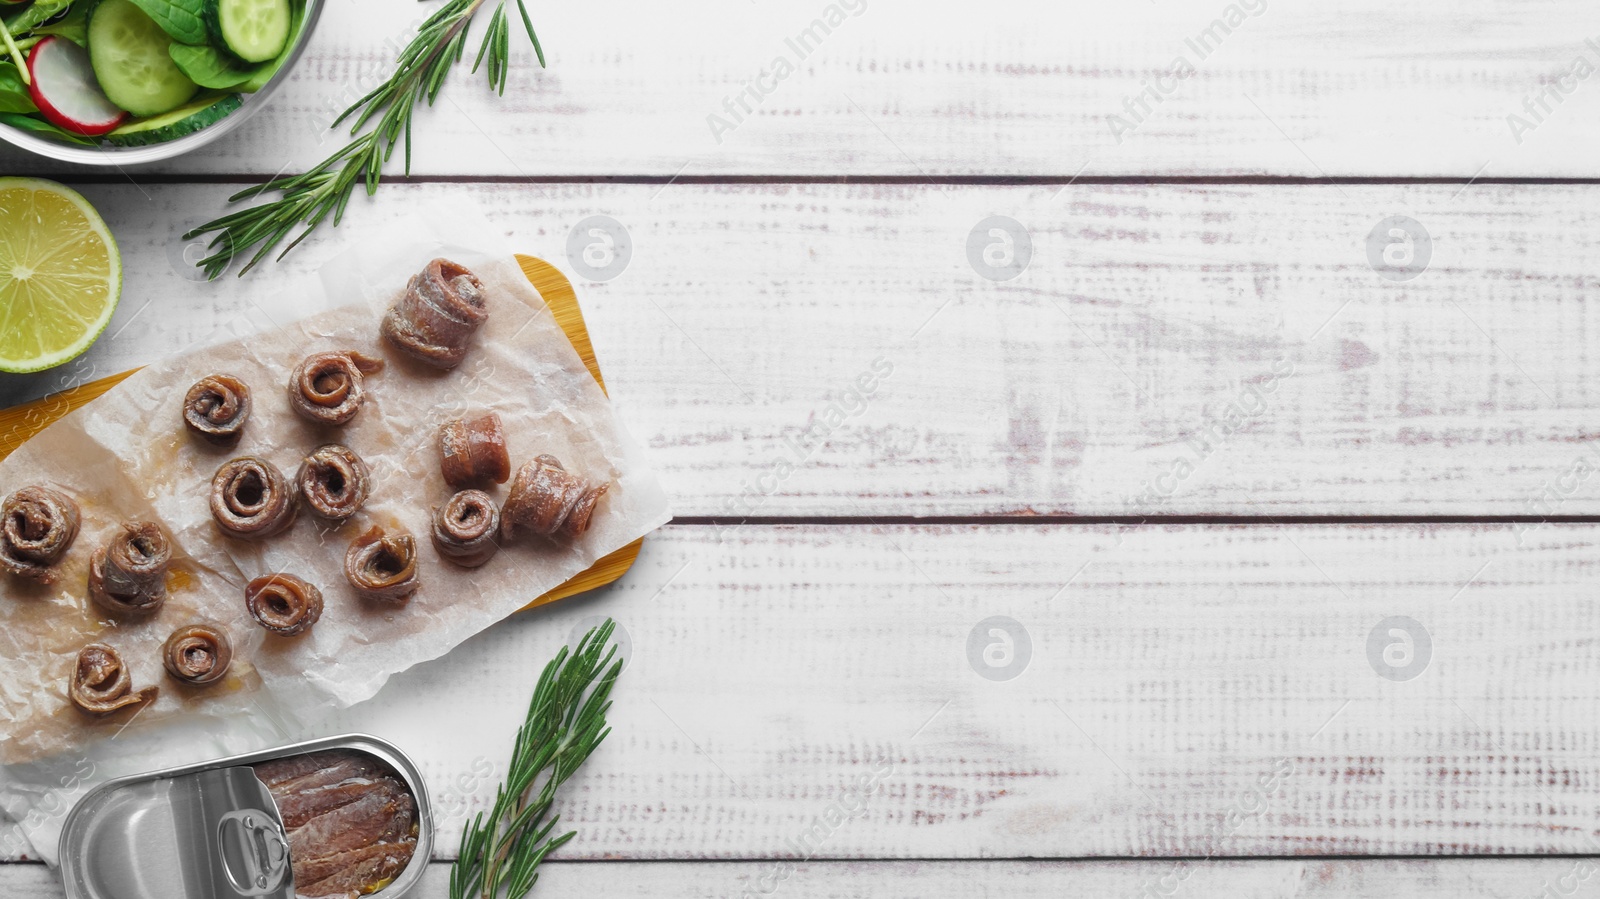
[58,733,433,899]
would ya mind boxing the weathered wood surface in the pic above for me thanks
[8,858,1600,898]
[4,0,1599,177]
[4,0,1596,886]
[24,522,1562,860]
[4,182,1599,517]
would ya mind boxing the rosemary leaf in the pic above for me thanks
[184,0,546,278]
[448,618,623,899]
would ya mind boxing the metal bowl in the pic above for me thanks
[0,0,324,166]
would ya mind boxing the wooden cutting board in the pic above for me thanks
[0,254,642,612]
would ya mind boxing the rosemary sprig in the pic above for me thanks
[185,0,545,278]
[449,618,622,899]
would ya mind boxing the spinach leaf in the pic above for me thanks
[33,4,90,47]
[0,112,96,146]
[0,63,36,114]
[2,0,74,36]
[169,42,263,89]
[124,0,207,45]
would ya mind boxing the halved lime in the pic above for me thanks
[0,178,122,373]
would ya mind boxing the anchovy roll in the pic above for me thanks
[162,624,232,685]
[88,522,171,616]
[345,526,420,603]
[70,643,157,716]
[379,258,489,370]
[211,457,298,539]
[182,374,252,444]
[439,412,510,489]
[500,455,609,540]
[298,445,371,522]
[431,490,500,568]
[0,486,81,584]
[245,573,324,637]
[289,351,384,426]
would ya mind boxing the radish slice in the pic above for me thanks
[27,36,126,137]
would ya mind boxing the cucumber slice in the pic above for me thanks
[88,0,199,117]
[104,91,240,146]
[237,0,304,93]
[206,0,290,64]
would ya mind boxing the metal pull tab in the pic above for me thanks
[217,808,290,896]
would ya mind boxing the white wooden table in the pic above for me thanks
[7,0,1600,894]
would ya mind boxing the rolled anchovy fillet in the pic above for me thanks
[500,454,609,541]
[288,351,385,426]
[182,374,252,444]
[162,624,233,685]
[439,412,510,489]
[210,457,298,539]
[245,573,323,637]
[344,526,420,603]
[431,490,500,568]
[379,258,489,369]
[0,486,81,583]
[70,643,157,716]
[298,444,371,522]
[87,522,171,616]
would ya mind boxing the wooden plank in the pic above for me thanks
[6,181,1599,517]
[6,523,1595,860]
[3,0,1599,177]
[220,522,1600,858]
[6,858,1600,898]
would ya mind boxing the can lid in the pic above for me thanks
[60,766,293,899]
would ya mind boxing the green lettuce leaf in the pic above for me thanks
[1,0,74,36]
[0,112,97,145]
[32,4,90,46]
[169,42,263,89]
[124,0,207,45]
[0,62,36,114]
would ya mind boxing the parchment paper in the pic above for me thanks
[0,219,671,863]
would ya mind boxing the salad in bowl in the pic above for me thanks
[0,0,318,162]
